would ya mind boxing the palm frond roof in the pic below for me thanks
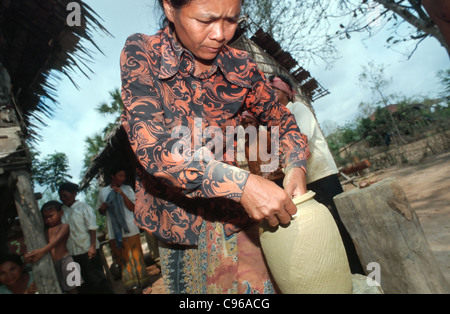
[0,0,111,140]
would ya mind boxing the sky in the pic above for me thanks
[34,0,449,186]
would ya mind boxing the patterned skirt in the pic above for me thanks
[159,221,277,294]
[109,234,151,291]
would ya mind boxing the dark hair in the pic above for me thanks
[157,0,191,10]
[156,0,244,27]
[41,200,63,212]
[0,254,24,267]
[58,182,79,194]
[110,164,127,177]
[156,0,191,27]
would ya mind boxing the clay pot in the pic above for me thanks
[260,191,353,294]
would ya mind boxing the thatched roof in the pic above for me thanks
[0,0,110,140]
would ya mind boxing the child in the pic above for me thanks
[0,254,37,294]
[24,201,81,294]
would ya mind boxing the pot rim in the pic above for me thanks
[292,190,316,206]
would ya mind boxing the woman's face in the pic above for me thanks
[0,261,23,287]
[164,0,241,63]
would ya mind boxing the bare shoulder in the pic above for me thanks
[49,223,70,235]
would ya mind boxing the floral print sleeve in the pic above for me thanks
[120,33,249,201]
[120,27,308,245]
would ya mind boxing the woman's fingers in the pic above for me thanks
[284,197,298,217]
[283,167,307,197]
[266,215,279,227]
[241,174,297,227]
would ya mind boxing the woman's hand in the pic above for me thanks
[241,174,297,227]
[283,167,307,198]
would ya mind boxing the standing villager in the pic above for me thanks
[58,182,114,294]
[120,0,309,293]
[267,74,364,275]
[98,165,150,293]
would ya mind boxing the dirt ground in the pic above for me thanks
[342,149,450,286]
[115,149,450,294]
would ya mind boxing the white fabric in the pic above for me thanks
[62,200,99,256]
[287,101,339,184]
[97,184,140,240]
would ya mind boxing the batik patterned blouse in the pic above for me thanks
[120,26,309,246]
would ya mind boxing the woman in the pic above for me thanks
[267,74,364,274]
[98,166,150,293]
[58,182,114,294]
[0,254,37,294]
[120,0,309,293]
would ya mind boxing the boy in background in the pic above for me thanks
[25,201,81,294]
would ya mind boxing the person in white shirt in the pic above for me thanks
[58,182,114,293]
[267,74,364,274]
[97,165,150,293]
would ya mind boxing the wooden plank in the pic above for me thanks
[99,241,116,288]
[334,178,450,294]
[11,170,62,294]
[338,170,357,187]
[0,126,21,159]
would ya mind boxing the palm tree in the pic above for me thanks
[96,88,124,137]
[80,88,124,178]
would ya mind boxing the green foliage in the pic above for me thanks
[325,122,360,157]
[31,151,72,193]
[96,88,124,137]
[80,132,105,177]
[326,68,450,158]
[80,88,123,178]
[437,68,450,98]
[327,97,450,158]
[80,87,124,230]
[356,117,380,146]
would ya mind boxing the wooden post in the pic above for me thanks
[10,170,62,294]
[99,241,116,288]
[334,178,450,294]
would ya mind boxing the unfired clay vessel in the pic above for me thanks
[260,191,353,294]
